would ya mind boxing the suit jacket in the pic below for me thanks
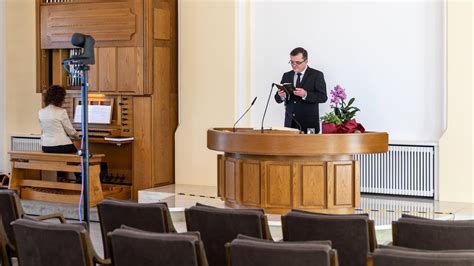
[274,67,327,133]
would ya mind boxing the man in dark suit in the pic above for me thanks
[274,47,327,133]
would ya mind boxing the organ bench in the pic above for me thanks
[8,151,129,206]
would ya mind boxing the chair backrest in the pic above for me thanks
[97,199,176,258]
[226,234,338,266]
[282,210,371,266]
[108,228,208,266]
[12,219,94,266]
[291,209,378,251]
[0,216,13,266]
[392,217,474,250]
[373,247,474,266]
[185,205,271,266]
[0,190,24,247]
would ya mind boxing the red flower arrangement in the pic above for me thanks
[320,85,365,134]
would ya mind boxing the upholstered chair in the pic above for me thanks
[97,199,176,258]
[282,210,376,266]
[12,219,110,266]
[108,228,208,266]
[373,246,474,266]
[225,234,339,266]
[392,215,474,250]
[185,204,272,266]
[0,190,66,266]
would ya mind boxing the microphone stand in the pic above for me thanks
[77,64,91,228]
[233,97,257,132]
[261,83,275,133]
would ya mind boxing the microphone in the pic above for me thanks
[261,83,276,133]
[233,97,257,132]
[285,109,303,134]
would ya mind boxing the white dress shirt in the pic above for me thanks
[38,104,78,147]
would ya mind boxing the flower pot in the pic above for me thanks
[322,122,338,133]
[322,119,366,134]
[339,119,365,133]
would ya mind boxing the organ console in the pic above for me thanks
[24,0,179,200]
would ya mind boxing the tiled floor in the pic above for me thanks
[18,183,474,260]
[139,184,471,225]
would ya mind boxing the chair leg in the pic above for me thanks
[0,245,12,266]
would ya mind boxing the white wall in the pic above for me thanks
[0,0,5,174]
[249,1,444,143]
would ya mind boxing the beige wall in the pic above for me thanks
[3,0,40,174]
[175,0,237,186]
[438,0,474,203]
[0,1,6,174]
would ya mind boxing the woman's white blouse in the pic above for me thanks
[38,104,78,147]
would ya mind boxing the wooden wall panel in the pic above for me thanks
[217,155,224,198]
[154,8,170,40]
[38,50,50,93]
[354,161,361,207]
[327,162,355,208]
[265,163,292,208]
[241,161,260,206]
[152,46,172,185]
[224,159,237,201]
[98,47,117,92]
[132,96,152,199]
[299,163,326,208]
[117,47,143,93]
[334,163,353,206]
[40,1,143,49]
[88,48,99,92]
[51,49,68,86]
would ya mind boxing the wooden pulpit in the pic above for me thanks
[207,128,389,214]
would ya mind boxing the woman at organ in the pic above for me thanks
[38,85,80,153]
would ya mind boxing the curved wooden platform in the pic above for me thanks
[207,128,389,214]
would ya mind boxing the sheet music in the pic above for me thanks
[73,105,112,124]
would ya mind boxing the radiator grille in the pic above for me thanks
[355,144,436,198]
[11,136,42,152]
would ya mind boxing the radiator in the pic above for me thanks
[11,135,42,152]
[355,144,436,198]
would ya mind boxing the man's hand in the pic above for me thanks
[293,88,307,98]
[277,89,286,98]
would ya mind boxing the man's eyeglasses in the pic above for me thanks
[289,59,307,65]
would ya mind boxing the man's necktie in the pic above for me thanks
[296,72,302,88]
